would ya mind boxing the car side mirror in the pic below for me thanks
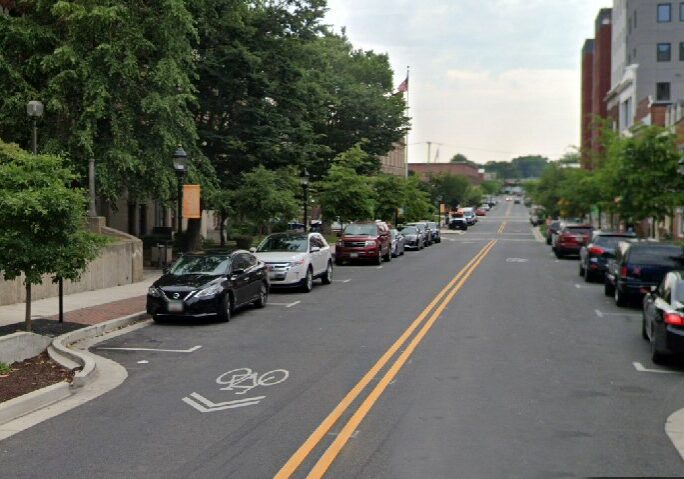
[310,246,321,253]
[249,247,256,253]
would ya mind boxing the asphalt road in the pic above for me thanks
[2,201,684,478]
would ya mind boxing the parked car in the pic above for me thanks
[642,270,684,363]
[253,232,333,292]
[399,225,424,250]
[461,208,477,226]
[407,222,432,246]
[390,228,406,257]
[605,242,684,306]
[475,208,487,216]
[552,224,592,258]
[546,219,561,245]
[480,203,491,211]
[335,221,391,265]
[578,231,636,282]
[449,216,468,231]
[146,250,268,322]
[513,198,521,204]
[422,221,441,243]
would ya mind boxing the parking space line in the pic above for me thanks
[97,345,202,353]
[270,300,301,308]
[595,309,641,318]
[633,361,681,374]
[332,279,351,283]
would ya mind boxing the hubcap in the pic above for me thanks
[307,272,313,289]
[327,265,332,280]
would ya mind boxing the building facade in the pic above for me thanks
[378,141,407,177]
[581,39,595,166]
[408,162,483,185]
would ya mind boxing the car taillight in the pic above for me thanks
[664,312,684,326]
[588,246,605,255]
[620,266,628,278]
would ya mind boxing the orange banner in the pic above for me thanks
[439,203,446,214]
[183,184,201,219]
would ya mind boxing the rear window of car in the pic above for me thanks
[593,236,627,248]
[629,246,684,266]
[565,227,591,235]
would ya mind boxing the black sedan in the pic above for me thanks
[579,231,636,282]
[400,225,424,250]
[146,250,269,322]
[642,271,684,363]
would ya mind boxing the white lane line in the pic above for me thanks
[595,309,604,318]
[575,284,582,289]
[633,361,681,374]
[595,309,641,317]
[97,345,202,353]
[332,279,351,283]
[270,300,301,308]
[182,392,266,413]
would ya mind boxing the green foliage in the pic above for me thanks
[0,141,106,328]
[464,186,484,206]
[426,173,470,209]
[0,362,10,375]
[373,174,406,222]
[402,176,432,222]
[480,179,503,195]
[232,166,299,234]
[319,164,376,223]
[485,155,549,180]
[449,153,470,164]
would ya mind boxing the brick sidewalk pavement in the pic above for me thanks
[46,296,148,325]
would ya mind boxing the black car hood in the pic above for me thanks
[155,274,222,290]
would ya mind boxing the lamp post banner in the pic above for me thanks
[183,184,201,219]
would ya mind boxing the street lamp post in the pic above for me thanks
[26,100,43,155]
[300,168,310,231]
[172,146,188,236]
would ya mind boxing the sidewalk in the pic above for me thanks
[0,270,160,329]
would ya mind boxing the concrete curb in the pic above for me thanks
[0,382,70,427]
[48,311,148,388]
[0,311,147,428]
[665,408,684,461]
[531,226,545,243]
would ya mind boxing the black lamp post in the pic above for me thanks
[300,168,310,231]
[26,100,43,155]
[173,145,188,235]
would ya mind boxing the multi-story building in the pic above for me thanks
[607,0,684,131]
[580,9,612,167]
[408,162,483,185]
[378,141,407,177]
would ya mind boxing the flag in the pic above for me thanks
[434,147,440,162]
[397,76,408,93]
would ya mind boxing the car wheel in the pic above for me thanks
[604,280,614,297]
[301,267,314,292]
[384,248,391,262]
[614,286,627,307]
[321,262,333,284]
[152,314,163,323]
[375,251,383,265]
[335,257,343,266]
[578,262,585,277]
[254,282,268,308]
[651,326,666,364]
[546,237,552,245]
[584,269,594,283]
[641,313,649,340]
[218,294,232,322]
[554,249,562,259]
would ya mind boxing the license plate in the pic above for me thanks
[349,253,359,258]
[167,300,184,313]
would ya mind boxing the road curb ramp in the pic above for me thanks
[0,312,147,429]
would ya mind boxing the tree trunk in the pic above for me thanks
[219,212,226,247]
[184,217,202,252]
[25,282,31,333]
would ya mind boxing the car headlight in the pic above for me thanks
[148,287,162,297]
[195,284,222,298]
[365,240,376,247]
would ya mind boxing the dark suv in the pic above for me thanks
[335,221,391,265]
[579,231,636,282]
[605,242,684,306]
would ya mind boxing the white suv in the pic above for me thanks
[252,232,333,292]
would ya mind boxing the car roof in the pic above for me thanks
[593,231,636,237]
[182,249,242,257]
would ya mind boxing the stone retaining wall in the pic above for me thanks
[0,220,143,306]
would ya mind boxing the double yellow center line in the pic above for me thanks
[497,221,507,234]
[275,240,498,479]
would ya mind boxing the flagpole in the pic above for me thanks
[404,65,410,178]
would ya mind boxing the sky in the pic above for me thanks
[323,0,613,165]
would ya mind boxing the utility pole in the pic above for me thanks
[427,141,432,164]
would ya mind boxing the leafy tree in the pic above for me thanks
[511,155,549,178]
[450,153,470,164]
[232,165,299,235]
[464,185,484,206]
[427,173,470,209]
[403,176,432,222]
[319,165,375,223]
[0,141,105,331]
[373,174,405,223]
[480,179,503,196]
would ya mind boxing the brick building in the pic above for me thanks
[408,162,483,185]
[378,141,406,177]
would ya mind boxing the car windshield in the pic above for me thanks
[401,226,417,235]
[169,255,231,275]
[344,224,377,236]
[630,246,684,266]
[256,235,308,252]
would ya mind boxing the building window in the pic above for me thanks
[658,42,672,61]
[657,82,671,101]
[658,3,672,22]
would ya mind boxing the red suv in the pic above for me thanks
[335,221,391,265]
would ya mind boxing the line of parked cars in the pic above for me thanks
[448,200,497,231]
[146,219,443,324]
[546,220,684,364]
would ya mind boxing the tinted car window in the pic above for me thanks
[565,227,592,235]
[344,224,378,236]
[257,235,307,252]
[674,279,684,302]
[170,255,231,275]
[233,253,253,271]
[594,236,629,248]
[629,246,684,266]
